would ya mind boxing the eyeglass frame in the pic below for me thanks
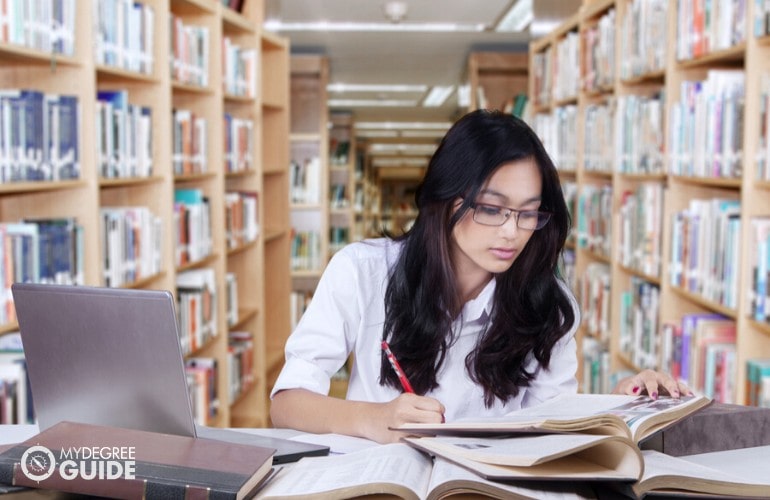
[468,201,552,230]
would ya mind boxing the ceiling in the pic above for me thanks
[264,0,580,164]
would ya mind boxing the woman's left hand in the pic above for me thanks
[612,369,692,399]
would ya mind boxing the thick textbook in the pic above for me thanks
[626,448,770,498]
[396,393,711,444]
[258,443,596,500]
[0,421,274,499]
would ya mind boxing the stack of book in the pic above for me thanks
[258,393,770,499]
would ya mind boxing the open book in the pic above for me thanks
[258,443,598,500]
[626,448,770,498]
[403,433,643,482]
[396,393,711,444]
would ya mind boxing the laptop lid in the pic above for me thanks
[11,283,328,463]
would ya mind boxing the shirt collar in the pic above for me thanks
[460,277,496,324]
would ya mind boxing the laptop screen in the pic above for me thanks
[12,283,198,436]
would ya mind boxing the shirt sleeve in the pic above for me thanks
[270,247,362,398]
[520,282,580,408]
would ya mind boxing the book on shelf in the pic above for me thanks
[395,393,712,445]
[258,442,595,500]
[0,90,79,183]
[93,0,155,74]
[0,420,275,499]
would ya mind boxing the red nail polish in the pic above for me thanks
[632,386,640,393]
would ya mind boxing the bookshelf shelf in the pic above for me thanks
[232,307,259,330]
[0,180,86,195]
[171,0,217,14]
[174,171,218,183]
[95,65,159,83]
[172,81,214,95]
[227,239,259,257]
[99,176,165,189]
[676,43,747,68]
[224,93,255,104]
[263,229,286,242]
[618,265,661,285]
[668,287,740,320]
[177,253,220,272]
[0,44,79,66]
[669,175,743,189]
[620,70,666,85]
[749,320,770,338]
[0,323,19,335]
[225,170,256,180]
[122,272,168,290]
[222,9,256,33]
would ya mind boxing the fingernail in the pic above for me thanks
[651,391,658,400]
[632,386,640,393]
[673,390,680,397]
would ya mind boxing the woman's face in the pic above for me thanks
[450,158,543,282]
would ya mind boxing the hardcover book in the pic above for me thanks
[0,421,274,499]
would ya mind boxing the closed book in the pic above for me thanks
[0,421,274,499]
[640,402,770,456]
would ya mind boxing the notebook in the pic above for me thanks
[10,283,329,464]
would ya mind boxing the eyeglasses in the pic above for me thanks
[470,202,551,230]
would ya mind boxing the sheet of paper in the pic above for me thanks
[259,443,431,497]
[290,432,379,454]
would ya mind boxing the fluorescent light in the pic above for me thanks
[356,121,451,130]
[328,99,417,107]
[401,129,449,138]
[356,130,400,138]
[457,84,471,107]
[369,143,437,154]
[422,85,454,107]
[372,157,429,167]
[327,83,428,93]
[263,20,486,33]
[495,0,533,32]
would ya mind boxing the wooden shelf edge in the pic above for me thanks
[0,179,86,194]
[668,285,738,319]
[229,307,259,330]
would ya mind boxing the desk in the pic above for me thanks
[3,425,770,499]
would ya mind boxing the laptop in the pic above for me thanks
[10,282,329,464]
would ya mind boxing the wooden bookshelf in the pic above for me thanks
[466,51,529,112]
[328,111,357,257]
[0,0,290,428]
[286,55,329,334]
[530,0,770,404]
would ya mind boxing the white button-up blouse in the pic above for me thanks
[271,238,578,421]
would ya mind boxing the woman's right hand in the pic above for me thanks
[361,393,445,444]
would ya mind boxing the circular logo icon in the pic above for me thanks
[20,445,56,482]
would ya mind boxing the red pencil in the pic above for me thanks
[381,340,414,393]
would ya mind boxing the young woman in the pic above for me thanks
[270,109,688,444]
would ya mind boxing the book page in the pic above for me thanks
[428,458,597,500]
[259,443,431,499]
[635,449,770,497]
[676,445,770,485]
[407,433,618,467]
[507,394,709,442]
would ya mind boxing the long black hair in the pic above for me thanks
[380,109,575,407]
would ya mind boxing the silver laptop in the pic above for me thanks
[11,282,328,464]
